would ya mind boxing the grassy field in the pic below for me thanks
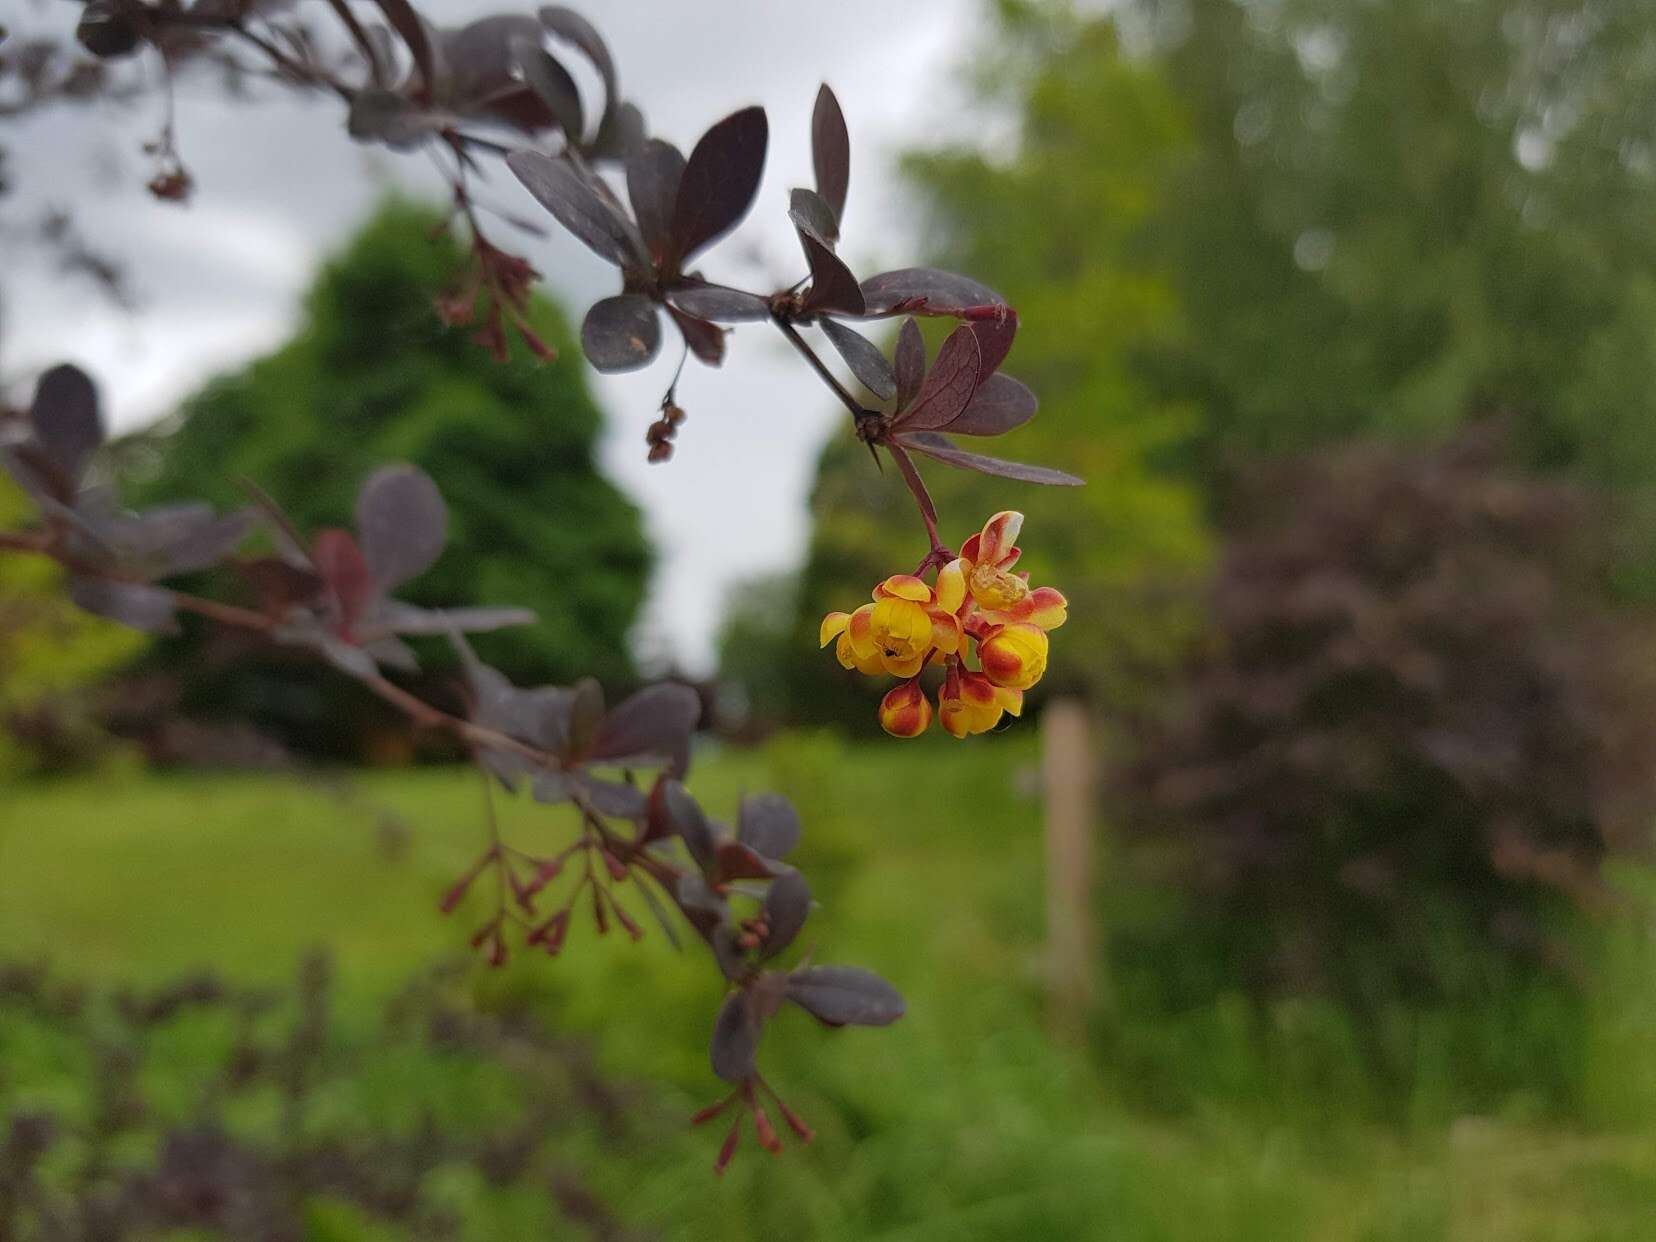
[3,733,1655,1240]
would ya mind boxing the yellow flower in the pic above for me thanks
[820,574,960,679]
[978,622,1049,691]
[947,510,1068,631]
[939,667,1023,738]
[878,680,933,738]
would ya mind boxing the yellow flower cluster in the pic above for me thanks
[819,511,1067,738]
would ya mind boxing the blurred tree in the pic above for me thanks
[0,476,142,772]
[132,200,650,693]
[748,12,1211,727]
[1132,0,1656,504]
[1121,430,1656,1065]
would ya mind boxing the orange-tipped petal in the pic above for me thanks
[997,585,1067,629]
[978,622,1049,691]
[878,681,932,738]
[959,533,982,566]
[977,511,1024,567]
[876,573,933,602]
[934,559,967,614]
[819,611,851,647]
[928,608,963,656]
[847,603,877,659]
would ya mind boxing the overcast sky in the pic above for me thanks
[4,1,989,673]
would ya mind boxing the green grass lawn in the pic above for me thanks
[3,734,1655,1240]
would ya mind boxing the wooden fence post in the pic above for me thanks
[1042,697,1098,1044]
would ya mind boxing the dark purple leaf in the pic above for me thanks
[590,100,646,159]
[356,464,447,590]
[662,780,715,871]
[580,776,648,820]
[581,295,662,373]
[968,309,1018,377]
[666,283,770,323]
[347,90,447,149]
[76,2,140,59]
[372,0,438,98]
[819,319,895,401]
[710,990,758,1083]
[626,139,685,261]
[236,557,323,615]
[670,106,769,264]
[798,229,864,316]
[505,151,642,268]
[67,577,178,634]
[475,676,574,756]
[945,373,1038,437]
[511,36,583,139]
[440,15,540,105]
[29,364,101,485]
[538,6,616,121]
[785,965,905,1027]
[713,841,779,883]
[894,318,925,411]
[761,870,810,960]
[894,324,980,430]
[788,187,838,249]
[590,681,700,775]
[737,793,801,860]
[860,267,1004,317]
[896,431,1084,486]
[137,507,253,578]
[811,83,849,224]
[674,871,726,937]
[668,307,727,366]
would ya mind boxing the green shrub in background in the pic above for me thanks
[0,477,142,774]
[1115,432,1656,1109]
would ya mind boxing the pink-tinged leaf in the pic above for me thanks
[581,294,662,373]
[819,319,895,401]
[860,267,1004,317]
[894,325,980,430]
[626,139,684,261]
[811,83,849,224]
[713,840,779,883]
[312,528,378,626]
[670,106,768,264]
[356,464,447,590]
[710,991,759,1083]
[968,308,1018,377]
[29,363,102,485]
[668,306,727,366]
[785,965,905,1027]
[895,431,1084,486]
[798,228,864,316]
[945,372,1038,436]
[893,318,925,411]
[666,283,771,323]
[505,151,642,268]
[538,5,616,119]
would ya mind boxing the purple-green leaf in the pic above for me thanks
[538,5,616,122]
[788,186,838,249]
[798,229,864,316]
[589,681,700,775]
[893,318,925,411]
[760,870,810,960]
[67,576,178,635]
[666,284,771,323]
[737,793,802,860]
[511,36,583,140]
